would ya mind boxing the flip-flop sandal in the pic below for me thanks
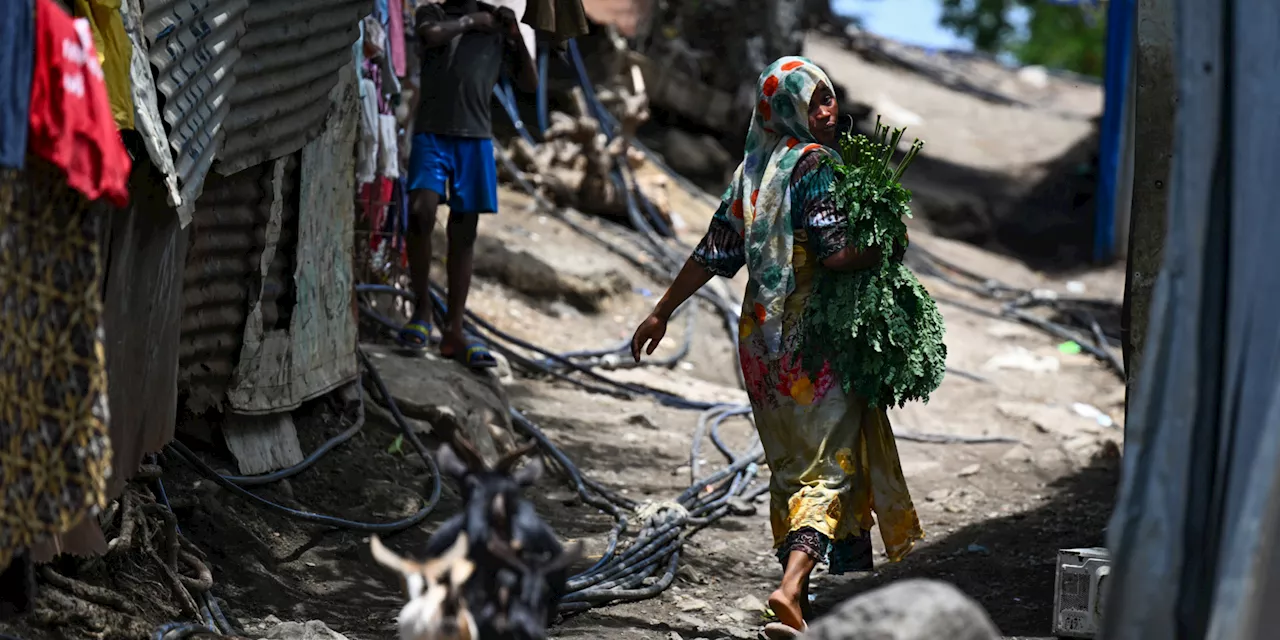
[441,336,498,370]
[396,320,434,351]
[762,622,807,639]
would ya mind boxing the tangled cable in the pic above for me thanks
[907,246,1126,380]
[132,36,1121,638]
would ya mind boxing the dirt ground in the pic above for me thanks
[1,174,1124,640]
[0,35,1127,640]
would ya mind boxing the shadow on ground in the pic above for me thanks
[812,458,1119,637]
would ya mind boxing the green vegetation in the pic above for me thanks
[797,119,948,409]
[939,0,1107,77]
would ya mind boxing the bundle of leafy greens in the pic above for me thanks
[797,117,947,408]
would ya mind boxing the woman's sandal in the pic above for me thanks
[396,320,434,351]
[762,622,808,639]
[441,334,498,370]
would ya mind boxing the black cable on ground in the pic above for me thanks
[164,375,443,534]
[909,245,1126,381]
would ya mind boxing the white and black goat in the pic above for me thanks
[372,437,580,640]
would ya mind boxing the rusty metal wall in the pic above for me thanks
[178,156,299,414]
[215,0,371,176]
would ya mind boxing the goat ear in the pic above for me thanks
[511,456,543,487]
[436,443,471,480]
[370,535,420,575]
[450,557,475,589]
[423,532,471,582]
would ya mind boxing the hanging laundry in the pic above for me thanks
[377,113,400,180]
[0,156,113,584]
[522,0,588,41]
[28,0,130,208]
[356,77,380,185]
[72,0,134,130]
[363,15,387,61]
[0,0,35,170]
[387,0,407,77]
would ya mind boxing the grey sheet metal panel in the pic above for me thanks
[143,0,250,213]
[177,156,298,415]
[1103,0,1280,637]
[213,0,372,176]
[122,0,187,222]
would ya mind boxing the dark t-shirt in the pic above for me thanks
[414,3,506,139]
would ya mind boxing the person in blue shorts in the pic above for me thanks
[399,0,537,368]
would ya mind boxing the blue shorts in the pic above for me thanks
[407,133,499,214]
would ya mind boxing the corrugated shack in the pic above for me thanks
[25,0,368,561]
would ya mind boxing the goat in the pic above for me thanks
[484,536,584,639]
[370,532,478,640]
[417,436,578,639]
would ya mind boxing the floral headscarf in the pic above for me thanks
[719,56,837,357]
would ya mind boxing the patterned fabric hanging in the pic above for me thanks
[0,158,112,576]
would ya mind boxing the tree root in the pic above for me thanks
[137,510,202,618]
[107,493,137,553]
[39,566,138,614]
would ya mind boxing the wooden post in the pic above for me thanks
[1122,0,1176,424]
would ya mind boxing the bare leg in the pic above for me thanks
[800,574,813,620]
[406,190,441,326]
[768,550,816,631]
[440,211,478,355]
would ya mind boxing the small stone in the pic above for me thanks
[957,464,981,477]
[678,564,708,585]
[925,488,952,502]
[668,633,684,640]
[679,598,710,612]
[626,412,661,430]
[734,594,766,613]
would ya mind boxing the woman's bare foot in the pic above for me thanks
[768,587,805,631]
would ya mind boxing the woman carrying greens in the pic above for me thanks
[630,57,924,637]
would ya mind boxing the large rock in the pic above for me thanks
[361,344,515,465]
[431,225,628,312]
[801,579,1000,640]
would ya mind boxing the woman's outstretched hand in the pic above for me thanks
[631,313,669,362]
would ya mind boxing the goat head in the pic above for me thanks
[370,532,478,640]
[436,440,544,548]
[485,537,585,638]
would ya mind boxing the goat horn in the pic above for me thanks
[448,431,489,471]
[496,440,539,473]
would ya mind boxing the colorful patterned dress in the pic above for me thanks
[691,57,923,572]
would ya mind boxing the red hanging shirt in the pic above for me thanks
[27,0,130,208]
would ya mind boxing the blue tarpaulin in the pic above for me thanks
[1093,0,1135,262]
[1104,0,1280,636]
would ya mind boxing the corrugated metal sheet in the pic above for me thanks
[178,155,299,414]
[227,67,360,412]
[215,0,372,176]
[123,0,187,221]
[144,0,250,216]
[142,0,369,214]
[581,0,651,37]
